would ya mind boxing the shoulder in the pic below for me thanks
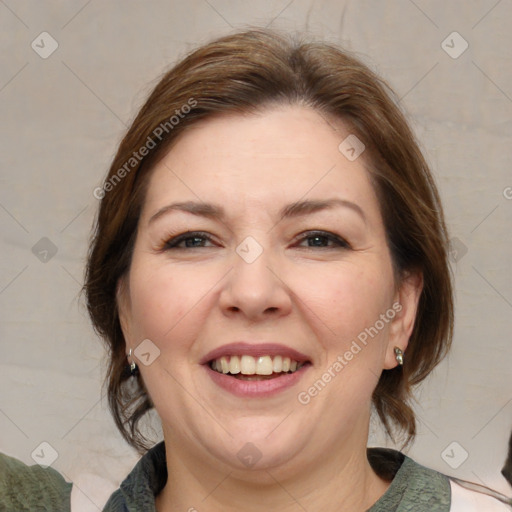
[368,448,451,510]
[449,478,512,511]
[368,447,512,512]
[103,441,167,511]
[0,451,72,511]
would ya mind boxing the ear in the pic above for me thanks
[383,270,423,370]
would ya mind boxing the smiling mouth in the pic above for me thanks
[209,355,308,380]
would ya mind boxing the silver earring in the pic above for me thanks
[394,347,404,366]
[127,348,139,376]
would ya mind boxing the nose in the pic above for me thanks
[218,243,293,322]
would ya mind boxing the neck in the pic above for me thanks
[155,425,391,512]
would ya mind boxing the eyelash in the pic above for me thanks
[162,230,351,250]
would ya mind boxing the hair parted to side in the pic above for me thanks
[84,28,453,454]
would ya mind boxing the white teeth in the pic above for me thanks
[240,355,256,375]
[210,355,305,376]
[229,355,240,374]
[272,355,282,372]
[256,356,273,375]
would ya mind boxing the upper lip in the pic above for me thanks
[200,342,311,365]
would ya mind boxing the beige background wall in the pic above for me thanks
[1,0,511,509]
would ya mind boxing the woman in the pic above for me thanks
[1,28,510,511]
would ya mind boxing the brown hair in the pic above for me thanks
[84,28,453,454]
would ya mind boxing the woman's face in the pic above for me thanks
[119,105,420,475]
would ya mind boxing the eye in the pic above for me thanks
[163,231,216,249]
[295,230,350,249]
[160,230,349,251]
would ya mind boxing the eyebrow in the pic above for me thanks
[148,198,366,225]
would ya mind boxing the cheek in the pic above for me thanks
[294,262,393,343]
[127,261,198,345]
[295,264,394,419]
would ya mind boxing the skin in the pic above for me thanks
[118,105,422,512]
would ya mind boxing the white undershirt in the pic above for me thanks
[450,479,512,511]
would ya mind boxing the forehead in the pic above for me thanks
[141,105,380,219]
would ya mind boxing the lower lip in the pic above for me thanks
[204,364,310,398]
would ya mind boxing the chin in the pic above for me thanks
[204,419,310,473]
